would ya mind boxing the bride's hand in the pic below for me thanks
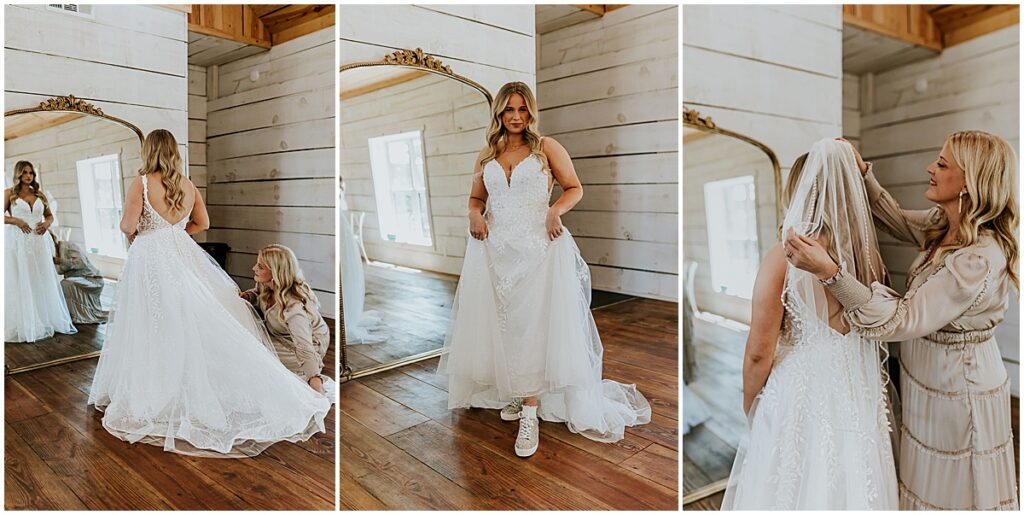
[836,137,868,176]
[546,207,564,241]
[469,211,488,240]
[784,229,840,279]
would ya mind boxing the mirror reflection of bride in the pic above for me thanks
[4,160,77,342]
[87,129,331,457]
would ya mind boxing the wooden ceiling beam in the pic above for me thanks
[188,4,271,49]
[845,4,1019,51]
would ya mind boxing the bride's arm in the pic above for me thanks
[742,243,787,415]
[468,147,489,240]
[120,177,144,237]
[543,137,582,241]
[4,189,29,232]
[186,181,210,235]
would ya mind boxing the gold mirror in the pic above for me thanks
[681,107,781,504]
[339,49,492,380]
[4,96,144,374]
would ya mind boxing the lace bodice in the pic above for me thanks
[137,175,190,235]
[9,197,45,226]
[483,154,551,240]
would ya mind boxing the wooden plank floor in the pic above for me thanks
[346,263,458,372]
[5,280,116,371]
[4,322,337,510]
[341,297,679,510]
[682,318,1022,510]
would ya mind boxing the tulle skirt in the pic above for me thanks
[722,331,898,509]
[339,210,380,344]
[88,228,330,457]
[5,225,76,342]
[438,230,651,443]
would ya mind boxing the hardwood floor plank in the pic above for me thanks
[4,423,87,510]
[387,420,611,510]
[340,381,429,436]
[627,411,678,451]
[620,443,678,491]
[341,413,476,510]
[4,377,51,423]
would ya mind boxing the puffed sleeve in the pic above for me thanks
[284,303,323,379]
[863,164,943,247]
[825,247,992,342]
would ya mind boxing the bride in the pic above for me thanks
[437,82,651,458]
[88,129,330,457]
[721,139,898,509]
[4,160,77,342]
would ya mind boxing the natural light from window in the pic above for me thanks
[76,154,126,259]
[703,175,758,299]
[367,130,433,247]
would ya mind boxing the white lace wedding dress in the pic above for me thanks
[5,196,76,342]
[722,139,898,509]
[437,153,651,442]
[88,176,330,457]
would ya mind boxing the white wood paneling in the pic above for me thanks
[187,64,208,243]
[683,4,844,322]
[857,25,1020,394]
[206,27,336,317]
[338,4,536,95]
[539,5,678,302]
[4,5,189,144]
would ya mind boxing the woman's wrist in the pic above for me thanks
[816,262,842,282]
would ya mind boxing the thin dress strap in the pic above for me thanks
[141,174,149,206]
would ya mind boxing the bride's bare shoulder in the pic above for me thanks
[757,243,787,282]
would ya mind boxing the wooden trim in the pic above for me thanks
[5,351,101,376]
[160,4,193,14]
[188,22,272,49]
[942,5,1019,48]
[340,70,427,101]
[188,4,272,49]
[683,106,783,226]
[682,478,728,505]
[843,6,943,51]
[573,5,628,16]
[271,6,335,45]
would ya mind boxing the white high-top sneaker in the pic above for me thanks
[515,405,539,458]
[500,398,524,421]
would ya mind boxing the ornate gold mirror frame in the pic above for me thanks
[681,106,782,505]
[339,48,493,106]
[6,95,145,145]
[4,95,144,375]
[338,49,492,383]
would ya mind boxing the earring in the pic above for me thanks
[958,191,965,214]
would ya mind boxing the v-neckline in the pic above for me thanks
[497,154,533,188]
[17,196,39,213]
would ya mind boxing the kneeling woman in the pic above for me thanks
[242,244,330,394]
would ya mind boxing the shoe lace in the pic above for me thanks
[518,416,536,441]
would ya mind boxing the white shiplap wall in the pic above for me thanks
[205,28,336,317]
[187,64,208,243]
[537,5,678,302]
[340,74,489,275]
[854,25,1020,393]
[683,5,845,323]
[4,4,190,159]
[338,5,536,95]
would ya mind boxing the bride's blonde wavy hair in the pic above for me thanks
[927,130,1019,289]
[479,82,549,172]
[256,244,320,324]
[9,160,48,209]
[140,129,186,212]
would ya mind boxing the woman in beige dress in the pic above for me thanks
[52,235,108,324]
[785,131,1018,510]
[242,244,330,394]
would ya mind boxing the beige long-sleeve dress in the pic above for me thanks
[55,240,108,324]
[824,168,1018,510]
[246,290,330,381]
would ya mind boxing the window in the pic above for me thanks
[703,175,759,299]
[76,154,126,259]
[367,130,433,246]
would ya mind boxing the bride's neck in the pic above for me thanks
[940,203,963,244]
[505,133,526,147]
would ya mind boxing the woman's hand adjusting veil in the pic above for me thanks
[836,138,868,177]
[784,228,841,280]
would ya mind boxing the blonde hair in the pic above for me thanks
[783,153,809,208]
[256,244,320,324]
[480,82,549,172]
[9,160,48,209]
[927,130,1019,289]
[140,129,186,212]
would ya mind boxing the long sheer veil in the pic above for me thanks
[781,137,898,447]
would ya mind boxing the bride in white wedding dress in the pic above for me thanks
[721,139,898,509]
[5,160,76,342]
[88,130,330,457]
[437,82,651,458]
